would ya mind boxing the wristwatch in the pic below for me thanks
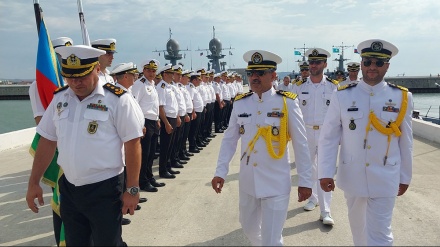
[126,186,140,196]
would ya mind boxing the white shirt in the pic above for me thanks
[214,87,313,198]
[179,83,193,114]
[37,84,144,186]
[220,81,230,100]
[171,82,187,117]
[187,83,204,112]
[212,81,223,101]
[29,80,45,118]
[99,71,115,85]
[318,80,413,197]
[276,83,295,92]
[156,81,178,118]
[132,76,160,121]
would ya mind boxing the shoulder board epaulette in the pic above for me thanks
[338,83,358,91]
[296,78,306,86]
[387,82,408,91]
[140,77,146,83]
[234,92,253,101]
[160,82,166,88]
[276,90,298,100]
[103,83,126,97]
[190,84,194,88]
[326,77,339,85]
[54,85,69,94]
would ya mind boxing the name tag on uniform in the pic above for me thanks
[238,113,251,117]
[347,108,358,111]
[301,92,309,94]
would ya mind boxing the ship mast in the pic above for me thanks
[332,42,354,72]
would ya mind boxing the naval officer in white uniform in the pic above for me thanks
[339,62,361,87]
[318,39,413,246]
[26,45,144,246]
[211,50,313,246]
[293,48,338,225]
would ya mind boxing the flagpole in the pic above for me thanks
[33,0,43,34]
[77,0,91,46]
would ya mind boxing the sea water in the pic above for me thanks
[0,93,438,134]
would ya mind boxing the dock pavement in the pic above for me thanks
[0,131,439,246]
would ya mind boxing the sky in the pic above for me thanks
[1,0,440,80]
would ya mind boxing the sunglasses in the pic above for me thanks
[308,60,324,65]
[300,68,309,72]
[363,59,387,67]
[246,70,272,77]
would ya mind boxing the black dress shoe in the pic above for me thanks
[215,129,224,133]
[209,134,216,138]
[197,142,206,147]
[178,160,188,165]
[135,205,141,211]
[168,168,180,174]
[150,179,165,187]
[139,197,148,203]
[195,145,203,150]
[122,218,131,225]
[171,163,184,168]
[221,126,227,130]
[185,151,194,156]
[179,155,190,161]
[189,148,200,153]
[140,183,158,192]
[159,172,176,179]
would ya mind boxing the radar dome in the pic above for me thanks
[166,39,180,56]
[209,38,222,56]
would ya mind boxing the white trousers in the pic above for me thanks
[239,192,290,246]
[344,193,396,246]
[307,128,332,213]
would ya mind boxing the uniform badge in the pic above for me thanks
[88,121,98,134]
[63,102,68,107]
[302,100,307,106]
[57,102,62,110]
[326,99,330,106]
[239,125,245,135]
[271,126,279,136]
[371,41,383,51]
[349,118,356,130]
[385,99,396,106]
[251,52,263,64]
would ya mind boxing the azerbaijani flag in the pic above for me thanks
[36,18,64,109]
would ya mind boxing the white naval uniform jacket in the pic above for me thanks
[294,77,338,126]
[318,80,413,198]
[214,87,313,198]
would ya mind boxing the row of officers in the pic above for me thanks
[85,37,247,188]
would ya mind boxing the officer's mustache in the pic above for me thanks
[251,79,261,84]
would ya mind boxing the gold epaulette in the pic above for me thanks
[140,77,146,83]
[338,83,358,91]
[276,90,298,100]
[387,82,408,91]
[326,77,339,85]
[54,85,69,94]
[103,83,126,97]
[234,92,253,101]
[296,78,306,86]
